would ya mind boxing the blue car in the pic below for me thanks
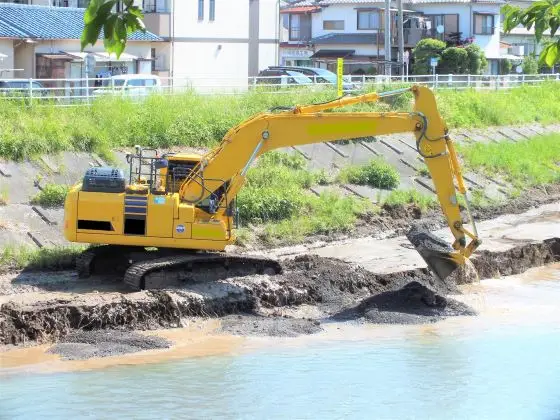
[266,66,361,92]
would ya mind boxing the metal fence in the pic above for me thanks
[0,73,559,105]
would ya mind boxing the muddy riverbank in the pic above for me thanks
[0,203,558,359]
[1,237,558,353]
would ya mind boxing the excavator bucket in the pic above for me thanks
[406,225,465,281]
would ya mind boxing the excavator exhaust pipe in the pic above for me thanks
[406,225,465,281]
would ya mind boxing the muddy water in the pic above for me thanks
[1,265,560,420]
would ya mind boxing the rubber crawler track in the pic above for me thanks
[124,253,283,291]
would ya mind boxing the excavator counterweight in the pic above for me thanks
[64,85,481,289]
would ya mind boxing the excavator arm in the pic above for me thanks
[178,85,481,279]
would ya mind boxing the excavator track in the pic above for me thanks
[76,245,140,278]
[123,253,283,291]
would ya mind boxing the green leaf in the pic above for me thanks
[103,14,118,42]
[80,15,103,50]
[542,42,560,67]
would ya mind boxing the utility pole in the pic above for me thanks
[384,0,391,76]
[397,0,404,77]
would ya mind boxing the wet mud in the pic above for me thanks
[1,237,558,353]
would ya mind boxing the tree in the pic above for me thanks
[412,38,487,75]
[464,44,488,74]
[411,38,446,74]
[521,55,539,73]
[502,1,560,68]
[439,47,469,74]
[81,0,146,58]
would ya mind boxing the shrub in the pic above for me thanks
[522,55,539,74]
[439,47,469,74]
[337,159,400,189]
[412,38,447,74]
[31,183,69,207]
[464,43,488,74]
[499,59,513,75]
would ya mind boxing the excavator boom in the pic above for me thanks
[64,85,481,288]
[177,85,481,278]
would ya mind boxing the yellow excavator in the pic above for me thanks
[63,85,481,290]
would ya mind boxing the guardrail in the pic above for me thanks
[0,73,559,105]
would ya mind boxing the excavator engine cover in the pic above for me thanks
[82,167,126,193]
[406,225,462,281]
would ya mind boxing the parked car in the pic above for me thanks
[256,69,314,87]
[266,66,361,92]
[0,79,48,97]
[92,74,162,97]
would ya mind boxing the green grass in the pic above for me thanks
[31,183,69,207]
[382,189,438,212]
[459,133,560,187]
[435,83,560,128]
[252,193,372,246]
[336,158,400,189]
[236,151,371,244]
[0,245,86,273]
[3,83,560,161]
[0,186,8,205]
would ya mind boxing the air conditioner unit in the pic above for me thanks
[510,45,525,56]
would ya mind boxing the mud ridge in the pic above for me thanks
[0,238,558,347]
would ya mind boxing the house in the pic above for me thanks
[0,0,282,90]
[143,0,281,90]
[0,3,160,79]
[280,0,506,74]
[500,0,547,63]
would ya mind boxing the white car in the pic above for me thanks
[92,74,162,97]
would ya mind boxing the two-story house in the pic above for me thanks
[500,0,553,67]
[281,0,504,74]
[0,2,159,80]
[0,0,281,89]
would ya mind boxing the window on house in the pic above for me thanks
[209,0,215,20]
[198,0,204,20]
[323,20,345,30]
[151,48,156,71]
[289,14,301,40]
[425,14,458,40]
[143,0,156,13]
[357,10,382,30]
[474,13,494,35]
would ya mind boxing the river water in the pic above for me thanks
[1,265,559,420]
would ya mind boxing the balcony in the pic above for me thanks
[142,0,170,13]
[143,1,171,38]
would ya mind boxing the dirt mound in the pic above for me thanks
[470,238,559,279]
[332,281,476,325]
[219,315,321,337]
[47,330,171,360]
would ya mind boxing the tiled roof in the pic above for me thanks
[0,4,161,41]
[311,33,382,44]
[0,19,28,38]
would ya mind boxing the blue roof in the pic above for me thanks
[0,3,161,41]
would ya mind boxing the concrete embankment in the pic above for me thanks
[0,202,558,353]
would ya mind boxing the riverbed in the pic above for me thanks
[1,264,559,419]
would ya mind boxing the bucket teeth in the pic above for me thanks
[406,225,464,281]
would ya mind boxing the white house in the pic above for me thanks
[281,0,506,74]
[165,0,281,90]
[500,0,552,66]
[0,0,282,90]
